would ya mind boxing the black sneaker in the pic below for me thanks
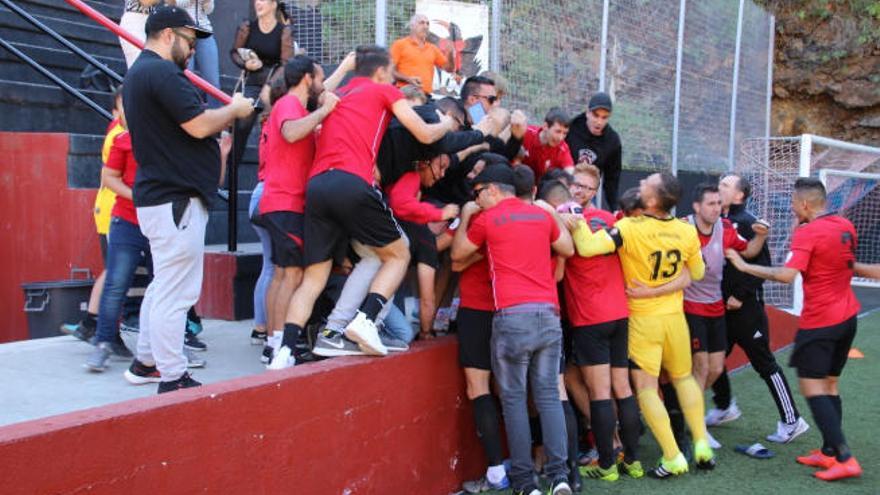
[548,478,572,495]
[124,359,162,385]
[157,372,202,394]
[250,329,268,345]
[293,347,326,364]
[60,320,95,342]
[260,344,274,364]
[184,332,207,352]
[312,330,366,357]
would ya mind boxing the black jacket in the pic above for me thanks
[565,112,622,209]
[722,203,771,303]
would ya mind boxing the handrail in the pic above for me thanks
[63,0,231,105]
[0,0,123,85]
[0,35,113,121]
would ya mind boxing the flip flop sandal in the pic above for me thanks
[735,443,775,459]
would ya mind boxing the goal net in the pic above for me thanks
[737,134,880,312]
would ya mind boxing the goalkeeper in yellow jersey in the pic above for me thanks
[571,172,715,478]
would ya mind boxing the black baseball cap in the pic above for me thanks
[145,6,212,38]
[473,163,516,187]
[588,92,613,112]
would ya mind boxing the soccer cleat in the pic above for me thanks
[580,463,619,481]
[85,342,113,372]
[796,449,836,469]
[250,329,268,345]
[814,457,862,481]
[157,372,201,394]
[619,460,645,479]
[60,321,95,343]
[767,417,810,444]
[461,475,510,493]
[548,478,572,495]
[344,311,388,356]
[184,349,206,368]
[313,330,367,357]
[694,439,716,470]
[648,453,689,479]
[705,399,742,426]
[267,345,295,370]
[379,332,410,352]
[124,359,162,384]
[184,332,207,352]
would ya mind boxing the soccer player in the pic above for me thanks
[709,173,807,443]
[725,178,861,481]
[571,172,715,478]
[452,163,575,495]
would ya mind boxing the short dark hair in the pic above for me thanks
[794,177,826,203]
[619,187,643,214]
[538,179,571,204]
[693,183,719,204]
[436,97,467,127]
[284,55,318,88]
[544,107,570,128]
[354,44,390,77]
[541,167,574,187]
[723,172,751,201]
[512,164,535,199]
[460,75,494,102]
[655,172,681,212]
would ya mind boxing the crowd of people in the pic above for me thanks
[61,5,872,493]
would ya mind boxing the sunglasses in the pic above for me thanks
[472,185,490,199]
[477,94,498,105]
[173,29,196,50]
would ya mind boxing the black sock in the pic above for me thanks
[617,396,641,463]
[661,382,686,443]
[359,293,387,322]
[763,369,800,424]
[590,399,616,469]
[281,323,302,349]
[529,414,543,447]
[473,394,504,466]
[562,400,578,468]
[187,306,201,323]
[83,312,98,329]
[830,395,842,421]
[712,369,732,410]
[807,395,850,461]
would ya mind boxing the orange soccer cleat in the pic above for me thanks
[796,449,835,469]
[814,457,862,481]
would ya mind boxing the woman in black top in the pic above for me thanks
[229,0,293,170]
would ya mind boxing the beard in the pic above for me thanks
[306,88,321,112]
[171,43,191,70]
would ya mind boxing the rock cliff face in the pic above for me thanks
[763,0,880,143]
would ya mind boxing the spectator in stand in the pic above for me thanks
[230,0,294,171]
[391,14,454,95]
[123,6,254,393]
[520,107,574,179]
[565,92,622,210]
[119,0,160,67]
[168,0,220,107]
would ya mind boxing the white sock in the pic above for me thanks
[486,464,506,484]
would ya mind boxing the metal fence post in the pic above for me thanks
[727,0,745,170]
[375,0,387,46]
[491,0,501,72]
[598,0,610,92]
[765,14,775,142]
[671,0,686,175]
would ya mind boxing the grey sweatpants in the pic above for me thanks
[325,241,398,332]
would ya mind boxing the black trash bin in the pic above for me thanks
[21,279,94,339]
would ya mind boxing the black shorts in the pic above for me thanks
[400,220,439,269]
[789,316,858,379]
[572,318,629,367]
[261,211,304,268]
[686,313,727,354]
[457,307,493,370]
[304,170,402,265]
[98,234,108,264]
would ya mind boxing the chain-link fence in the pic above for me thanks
[284,0,773,173]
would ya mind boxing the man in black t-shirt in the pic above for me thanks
[565,92,622,210]
[122,6,254,394]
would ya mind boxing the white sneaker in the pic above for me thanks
[706,429,722,449]
[766,417,810,443]
[344,311,388,356]
[267,345,295,370]
[705,399,742,426]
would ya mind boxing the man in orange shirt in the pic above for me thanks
[391,13,454,95]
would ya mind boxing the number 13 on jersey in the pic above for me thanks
[648,249,682,280]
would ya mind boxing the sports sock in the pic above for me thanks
[672,375,708,443]
[562,401,579,469]
[661,382,685,441]
[636,388,679,460]
[472,395,504,466]
[359,293,387,322]
[83,312,98,329]
[763,369,800,424]
[711,369,732,410]
[589,399,615,468]
[281,323,302,349]
[808,395,850,462]
[616,396,641,463]
[830,395,842,422]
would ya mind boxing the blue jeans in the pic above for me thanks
[188,35,221,108]
[96,217,152,343]
[491,303,568,489]
[249,182,273,327]
[381,298,417,343]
